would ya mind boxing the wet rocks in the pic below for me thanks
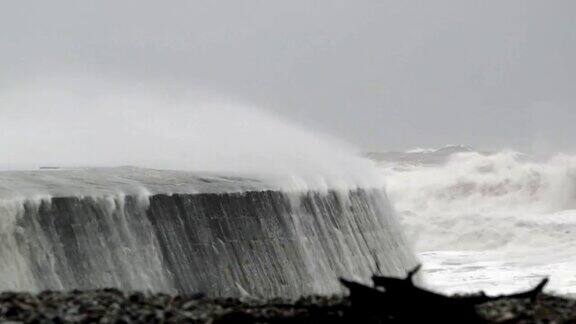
[1,289,576,323]
[0,289,349,323]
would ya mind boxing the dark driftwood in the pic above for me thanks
[340,265,548,322]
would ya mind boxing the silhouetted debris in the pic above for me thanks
[343,265,551,323]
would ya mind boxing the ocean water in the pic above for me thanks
[371,146,576,295]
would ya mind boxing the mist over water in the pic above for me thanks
[0,77,383,191]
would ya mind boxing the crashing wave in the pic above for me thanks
[375,149,576,251]
[0,167,416,297]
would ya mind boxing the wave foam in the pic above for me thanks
[375,149,576,294]
[379,150,576,251]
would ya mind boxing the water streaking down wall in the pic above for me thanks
[0,167,415,297]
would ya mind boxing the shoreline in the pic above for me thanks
[2,289,575,323]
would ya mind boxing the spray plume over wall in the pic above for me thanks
[0,78,382,191]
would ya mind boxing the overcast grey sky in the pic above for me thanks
[1,1,575,152]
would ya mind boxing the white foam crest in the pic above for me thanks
[379,150,576,253]
[385,151,576,217]
[405,148,437,154]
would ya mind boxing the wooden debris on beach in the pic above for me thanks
[340,265,549,322]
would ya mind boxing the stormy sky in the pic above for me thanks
[1,1,575,153]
